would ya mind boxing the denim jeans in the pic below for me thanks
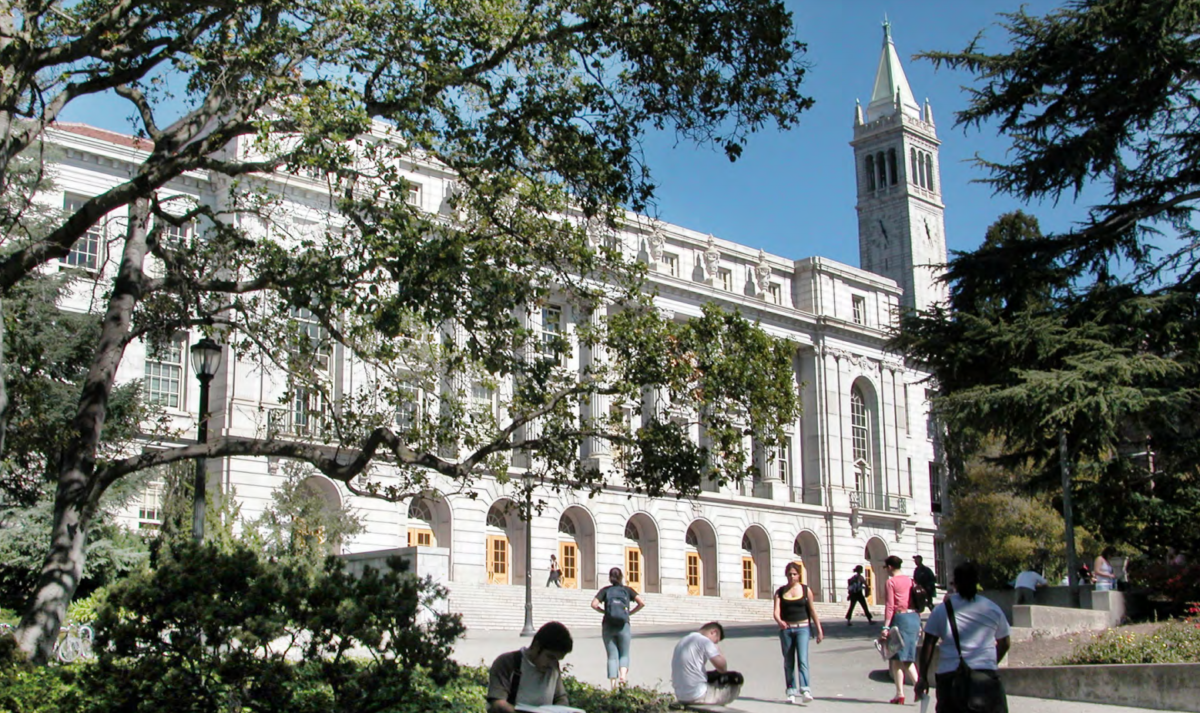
[779,625,811,693]
[602,621,632,679]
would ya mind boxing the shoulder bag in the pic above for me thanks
[945,597,1007,713]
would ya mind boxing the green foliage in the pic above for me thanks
[1054,617,1200,665]
[901,0,1200,556]
[1127,562,1200,614]
[83,539,464,713]
[0,661,78,713]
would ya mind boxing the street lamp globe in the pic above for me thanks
[190,337,223,379]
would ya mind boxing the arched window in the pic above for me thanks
[793,537,804,557]
[486,504,508,529]
[686,527,699,548]
[558,513,576,536]
[741,534,753,552]
[918,152,927,188]
[876,152,887,189]
[925,154,936,192]
[865,155,876,191]
[887,148,898,185]
[851,386,871,490]
[408,499,433,523]
[625,522,640,541]
[910,149,918,185]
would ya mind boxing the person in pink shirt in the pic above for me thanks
[879,555,920,704]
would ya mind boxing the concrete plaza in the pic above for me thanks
[452,620,1163,712]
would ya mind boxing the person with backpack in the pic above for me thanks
[591,566,646,688]
[915,561,1011,713]
[485,621,575,713]
[773,561,825,704]
[547,553,561,587]
[880,555,924,704]
[845,564,874,626]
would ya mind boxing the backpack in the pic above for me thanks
[604,586,631,624]
[910,580,931,614]
[848,575,864,597]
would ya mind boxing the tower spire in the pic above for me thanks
[866,20,920,123]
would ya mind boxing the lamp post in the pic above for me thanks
[520,483,536,637]
[189,337,222,542]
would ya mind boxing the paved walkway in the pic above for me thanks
[453,620,1161,712]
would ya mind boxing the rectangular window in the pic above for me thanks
[775,442,791,483]
[290,307,332,373]
[768,283,782,304]
[925,388,936,440]
[62,194,104,271]
[852,295,866,325]
[907,457,913,498]
[934,539,948,588]
[144,338,185,409]
[395,382,423,432]
[540,304,568,365]
[138,481,164,530]
[405,182,421,207]
[159,217,195,245]
[291,385,328,437]
[662,253,679,277]
[719,269,733,292]
[929,462,943,513]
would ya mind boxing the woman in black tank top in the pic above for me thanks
[772,562,825,703]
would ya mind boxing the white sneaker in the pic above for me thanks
[787,695,796,705]
[801,690,815,703]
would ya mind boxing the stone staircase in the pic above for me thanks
[445,583,850,631]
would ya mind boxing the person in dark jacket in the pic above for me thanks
[845,565,873,626]
[913,555,937,601]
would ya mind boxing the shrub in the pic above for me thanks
[1054,617,1200,665]
[1127,560,1200,614]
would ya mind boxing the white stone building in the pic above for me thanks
[40,25,947,606]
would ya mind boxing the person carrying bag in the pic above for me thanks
[915,562,1011,713]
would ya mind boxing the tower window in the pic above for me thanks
[918,153,927,189]
[876,152,887,189]
[865,156,876,191]
[910,149,918,185]
[887,148,898,186]
[925,154,935,193]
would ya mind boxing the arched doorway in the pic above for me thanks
[296,475,343,555]
[623,513,660,593]
[793,531,822,602]
[558,505,597,589]
[741,525,772,599]
[485,499,522,585]
[406,492,451,549]
[865,537,889,605]
[685,520,719,597]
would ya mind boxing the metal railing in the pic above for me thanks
[849,489,909,516]
[266,406,331,440]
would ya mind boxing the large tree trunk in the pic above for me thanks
[16,197,150,663]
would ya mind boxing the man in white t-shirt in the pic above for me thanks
[916,562,1011,713]
[671,621,740,705]
[1013,568,1048,604]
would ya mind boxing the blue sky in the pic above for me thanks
[639,0,1082,266]
[61,1,1082,268]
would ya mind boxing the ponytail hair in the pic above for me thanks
[609,567,624,585]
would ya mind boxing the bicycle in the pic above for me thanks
[54,623,94,663]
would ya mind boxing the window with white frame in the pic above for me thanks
[138,480,165,530]
[405,181,421,207]
[852,295,866,325]
[662,253,679,277]
[925,388,936,440]
[290,385,328,437]
[719,269,733,292]
[774,441,791,482]
[540,304,568,364]
[929,462,943,513]
[144,338,186,409]
[62,194,104,271]
[290,307,332,373]
[394,382,423,432]
[768,283,782,304]
[851,386,871,490]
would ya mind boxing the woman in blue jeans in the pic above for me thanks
[591,567,646,688]
[773,562,825,703]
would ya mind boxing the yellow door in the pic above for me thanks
[626,547,643,592]
[865,567,877,604]
[407,527,434,547]
[486,535,509,585]
[792,560,808,586]
[686,552,702,596]
[742,556,757,598]
[559,541,578,589]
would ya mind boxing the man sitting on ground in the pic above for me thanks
[487,621,575,713]
[671,621,743,705]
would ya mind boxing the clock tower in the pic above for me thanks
[851,21,948,313]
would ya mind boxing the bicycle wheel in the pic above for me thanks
[56,635,81,663]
